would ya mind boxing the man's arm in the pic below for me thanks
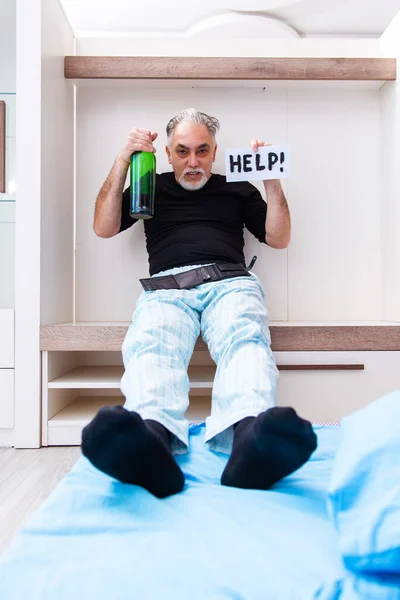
[93,156,130,238]
[263,179,291,249]
[93,127,158,238]
[251,138,291,249]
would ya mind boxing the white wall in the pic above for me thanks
[40,0,75,325]
[75,81,382,322]
[76,37,381,58]
[380,12,400,321]
[287,89,382,321]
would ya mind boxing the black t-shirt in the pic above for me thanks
[119,172,267,276]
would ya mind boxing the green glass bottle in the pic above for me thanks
[129,151,156,219]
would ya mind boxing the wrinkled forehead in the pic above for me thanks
[170,122,215,149]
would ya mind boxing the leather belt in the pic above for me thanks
[140,262,251,291]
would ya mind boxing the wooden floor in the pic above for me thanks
[0,446,80,556]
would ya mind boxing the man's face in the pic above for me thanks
[166,122,217,191]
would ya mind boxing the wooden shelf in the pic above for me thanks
[48,396,121,427]
[41,322,400,352]
[47,363,365,397]
[49,366,123,389]
[47,395,211,445]
[48,365,216,390]
[64,56,396,82]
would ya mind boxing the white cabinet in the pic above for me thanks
[0,369,14,429]
[0,310,14,432]
[41,350,214,445]
[41,349,400,446]
[0,309,14,367]
[275,351,400,423]
[0,1,16,444]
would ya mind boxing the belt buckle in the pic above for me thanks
[199,267,212,282]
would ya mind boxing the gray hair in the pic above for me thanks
[166,108,220,145]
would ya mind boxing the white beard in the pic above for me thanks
[178,168,208,191]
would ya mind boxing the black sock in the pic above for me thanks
[221,407,317,490]
[81,406,184,498]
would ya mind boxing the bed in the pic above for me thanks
[0,414,399,600]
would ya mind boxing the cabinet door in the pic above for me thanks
[0,309,14,367]
[275,351,400,423]
[0,369,14,428]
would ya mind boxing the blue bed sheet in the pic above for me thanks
[0,424,397,600]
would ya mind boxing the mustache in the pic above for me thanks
[181,168,206,177]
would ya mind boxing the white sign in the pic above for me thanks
[225,144,290,182]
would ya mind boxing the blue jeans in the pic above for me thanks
[121,264,279,454]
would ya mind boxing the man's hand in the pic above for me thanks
[93,127,157,238]
[250,138,272,153]
[118,128,158,165]
[251,139,281,185]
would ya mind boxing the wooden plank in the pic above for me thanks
[270,325,400,351]
[40,324,132,352]
[64,56,396,82]
[39,324,208,351]
[40,323,400,352]
[0,101,5,193]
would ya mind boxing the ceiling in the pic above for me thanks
[58,0,400,38]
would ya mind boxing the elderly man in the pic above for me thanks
[82,108,317,498]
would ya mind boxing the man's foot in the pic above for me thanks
[221,407,317,490]
[81,406,184,498]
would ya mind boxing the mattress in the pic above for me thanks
[0,424,396,599]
